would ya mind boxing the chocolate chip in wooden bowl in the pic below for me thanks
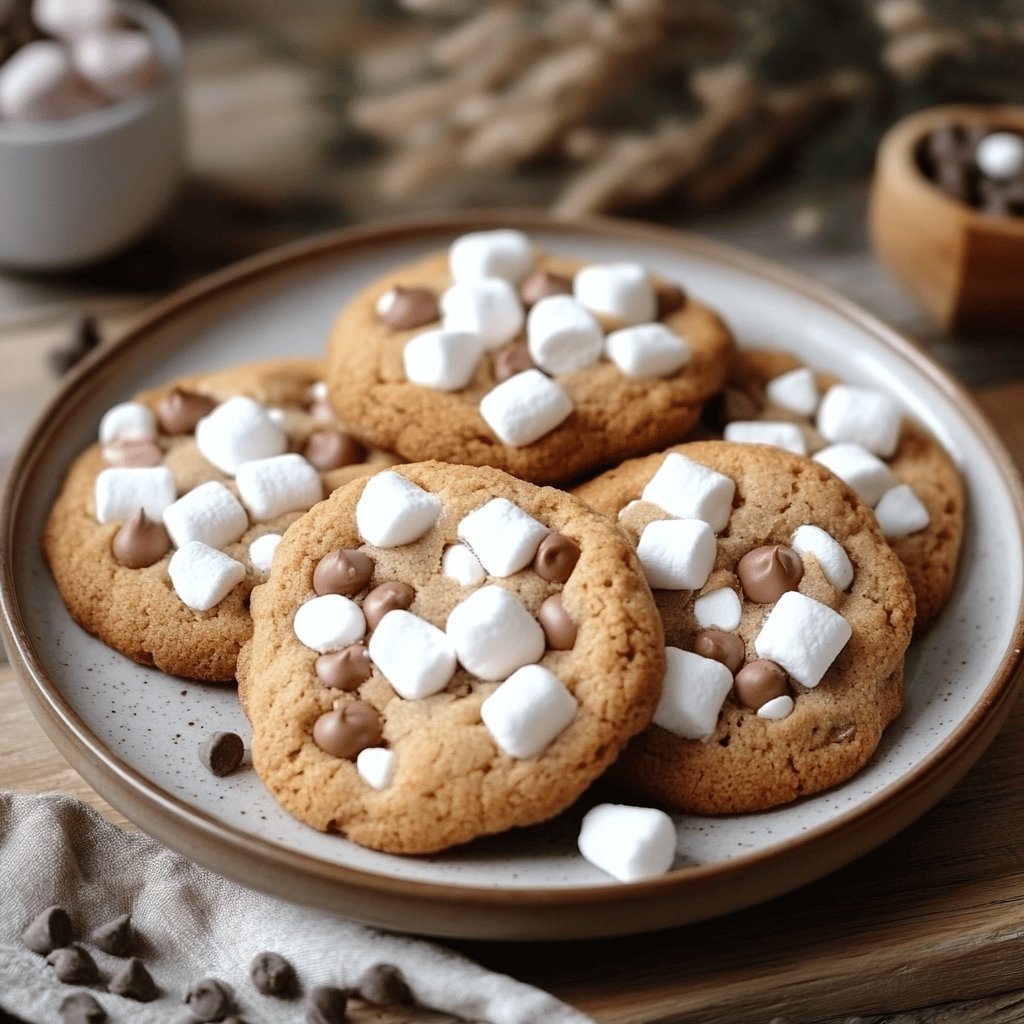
[21,904,73,954]
[89,912,132,956]
[249,950,297,997]
[357,962,413,1005]
[46,945,100,985]
[108,957,158,1002]
[305,985,348,1024]
[58,992,106,1024]
[198,732,244,777]
[183,977,235,1022]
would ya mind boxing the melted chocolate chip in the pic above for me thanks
[59,992,106,1024]
[46,945,99,984]
[90,912,132,956]
[492,339,535,383]
[358,963,413,1005]
[518,270,572,307]
[362,581,415,631]
[378,286,440,330]
[109,957,158,1001]
[312,702,382,759]
[303,430,366,472]
[537,594,576,650]
[157,387,216,435]
[199,732,245,777]
[533,532,580,583]
[734,660,788,710]
[22,905,72,955]
[306,985,348,1024]
[183,977,234,1022]
[692,629,744,674]
[250,951,296,997]
[112,510,171,569]
[737,544,804,604]
[316,644,372,691]
[313,549,374,597]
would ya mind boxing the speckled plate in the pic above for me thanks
[3,214,1023,940]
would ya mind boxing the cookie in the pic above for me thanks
[573,440,916,814]
[325,229,735,485]
[707,349,964,631]
[44,358,398,682]
[240,461,665,854]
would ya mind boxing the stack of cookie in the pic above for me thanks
[45,229,963,883]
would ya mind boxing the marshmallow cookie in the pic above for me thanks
[325,229,735,485]
[240,462,665,854]
[573,441,916,814]
[708,350,964,631]
[44,359,398,682]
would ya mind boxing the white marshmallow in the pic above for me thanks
[456,497,548,577]
[723,420,807,455]
[441,278,524,351]
[525,295,603,375]
[235,453,322,522]
[636,519,716,591]
[98,402,156,444]
[248,533,281,574]
[481,664,577,759]
[816,384,902,457]
[578,803,676,883]
[355,471,442,547]
[162,480,248,550]
[194,396,287,476]
[757,694,795,721]
[693,587,742,630]
[765,366,819,416]
[755,591,852,688]
[442,544,486,587]
[356,747,395,790]
[446,585,546,681]
[640,452,735,532]
[293,594,366,654]
[573,262,656,326]
[653,646,733,740]
[814,443,895,506]
[95,466,175,524]
[604,323,691,378]
[790,524,854,590]
[32,0,118,38]
[976,131,1024,181]
[0,40,91,120]
[449,229,533,283]
[874,483,930,538]
[403,328,485,391]
[72,28,160,99]
[479,369,573,447]
[167,542,246,612]
[369,609,456,699]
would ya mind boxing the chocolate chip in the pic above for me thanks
[492,339,535,382]
[362,581,415,631]
[313,549,374,597]
[46,945,100,985]
[692,629,745,675]
[518,270,572,307]
[183,977,234,1022]
[22,905,72,954]
[537,594,576,650]
[312,702,382,760]
[533,532,580,583]
[303,431,366,472]
[736,544,803,604]
[90,912,132,956]
[156,387,217,435]
[357,963,413,1005]
[734,659,789,710]
[250,951,296,997]
[305,985,348,1024]
[108,957,158,1001]
[377,286,439,330]
[655,283,687,319]
[112,510,171,569]
[49,315,102,376]
[316,644,372,691]
[199,732,244,777]
[59,992,106,1024]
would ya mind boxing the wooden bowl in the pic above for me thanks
[869,104,1024,332]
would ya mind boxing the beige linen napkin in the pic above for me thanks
[0,792,594,1024]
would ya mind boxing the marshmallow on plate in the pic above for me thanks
[640,452,735,532]
[604,323,691,379]
[573,263,656,326]
[167,541,246,612]
[72,28,160,99]
[441,278,524,350]
[578,803,676,883]
[755,591,852,688]
[369,609,456,699]
[94,466,175,524]
[449,230,533,284]
[723,420,807,455]
[446,585,545,681]
[653,646,733,741]
[248,532,281,574]
[874,483,930,538]
[98,402,156,444]
[162,480,248,549]
[403,329,485,391]
[442,544,486,587]
[456,497,548,577]
[816,384,902,458]
[480,664,577,759]
[693,587,742,630]
[525,295,603,375]
[293,594,366,654]
[636,519,715,591]
[235,453,322,522]
[194,396,287,476]
[355,471,441,547]
[790,524,853,590]
[356,747,395,790]
[813,443,895,506]
[765,366,819,416]
[479,369,573,447]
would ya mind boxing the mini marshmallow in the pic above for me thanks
[235,453,322,522]
[693,587,742,630]
[441,278,524,350]
[442,544,486,587]
[162,480,248,550]
[525,295,603,375]
[640,452,735,532]
[874,483,930,538]
[355,471,441,547]
[636,519,716,591]
[976,131,1024,181]
[95,466,175,524]
[446,585,545,681]
[790,524,854,590]
[98,402,156,444]
[403,329,485,391]
[369,609,456,699]
[479,369,573,447]
[723,420,807,455]
[480,664,577,759]
[816,384,902,457]
[604,323,691,378]
[449,230,533,283]
[356,747,395,790]
[755,591,852,688]
[32,0,119,38]
[578,804,676,883]
[814,443,895,506]
[456,497,548,577]
[248,533,281,574]
[194,396,287,476]
[72,28,160,99]
[293,594,366,654]
[0,40,91,120]
[765,366,819,416]
[167,542,246,612]
[757,694,795,721]
[573,262,656,326]
[653,646,733,740]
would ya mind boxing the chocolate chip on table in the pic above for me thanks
[49,315,102,376]
[305,986,348,1024]
[198,732,244,777]
[108,957,158,1002]
[357,963,413,1005]
[21,904,72,954]
[58,992,106,1024]
[249,950,297,997]
[90,912,132,956]
[46,945,100,985]
[183,977,234,1022]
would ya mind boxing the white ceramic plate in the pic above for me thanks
[3,214,1023,940]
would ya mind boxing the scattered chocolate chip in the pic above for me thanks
[692,629,745,675]
[655,283,687,319]
[305,985,348,1024]
[59,992,106,1024]
[736,544,803,604]
[377,286,439,330]
[156,387,217,435]
[303,431,366,472]
[22,905,72,954]
[537,593,576,650]
[90,912,132,956]
[362,581,415,631]
[734,660,789,711]
[316,644,372,691]
[46,945,100,985]
[102,438,163,468]
[313,549,374,597]
[492,339,535,383]
[183,977,234,1022]
[357,963,413,1005]
[112,510,171,569]
[108,957,158,1001]
[312,703,382,760]
[199,732,244,777]
[49,315,102,376]
[518,270,572,307]
[533,532,580,583]
[250,951,297,997]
